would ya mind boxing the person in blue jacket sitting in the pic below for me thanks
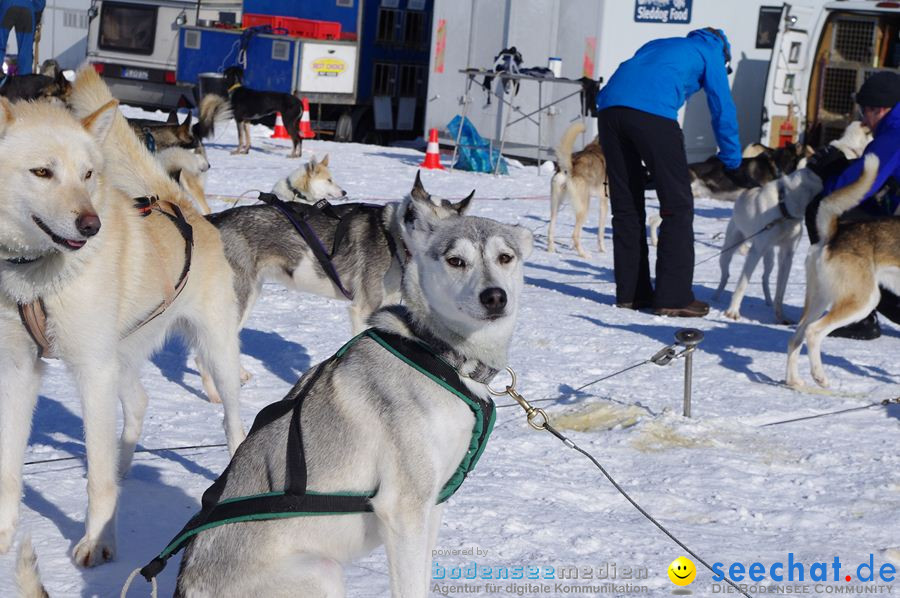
[596,28,754,318]
[804,70,900,340]
[0,0,44,75]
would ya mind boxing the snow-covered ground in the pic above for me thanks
[2,111,898,597]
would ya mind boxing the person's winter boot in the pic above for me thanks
[828,311,881,340]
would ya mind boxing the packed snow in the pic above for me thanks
[2,111,898,597]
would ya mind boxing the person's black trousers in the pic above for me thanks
[597,106,695,308]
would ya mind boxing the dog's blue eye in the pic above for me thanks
[499,253,514,265]
[447,256,466,268]
[30,167,52,178]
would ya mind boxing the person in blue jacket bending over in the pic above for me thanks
[804,70,900,339]
[596,27,754,318]
[0,0,44,75]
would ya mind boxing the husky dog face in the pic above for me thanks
[300,155,346,201]
[402,186,533,353]
[0,98,116,262]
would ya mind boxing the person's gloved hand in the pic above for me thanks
[724,167,760,189]
[805,144,849,181]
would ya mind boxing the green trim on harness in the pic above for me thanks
[140,327,495,582]
[365,330,496,503]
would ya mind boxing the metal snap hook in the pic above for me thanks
[487,366,517,396]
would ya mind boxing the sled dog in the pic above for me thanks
[198,172,471,403]
[174,196,533,597]
[0,67,246,568]
[548,121,608,257]
[714,121,873,322]
[786,154,899,388]
[271,154,346,204]
[157,146,212,214]
[202,66,304,157]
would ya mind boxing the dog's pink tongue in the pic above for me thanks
[66,239,86,249]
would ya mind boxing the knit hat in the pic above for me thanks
[855,71,900,108]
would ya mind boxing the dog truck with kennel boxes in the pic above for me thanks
[423,0,832,164]
[85,0,242,109]
[760,1,900,149]
[173,0,434,142]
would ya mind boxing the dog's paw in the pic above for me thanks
[812,370,829,389]
[73,535,116,568]
[724,309,741,321]
[546,243,555,253]
[229,148,242,155]
[240,367,253,385]
[576,249,589,259]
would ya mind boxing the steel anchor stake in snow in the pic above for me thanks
[674,328,704,418]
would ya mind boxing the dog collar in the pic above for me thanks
[285,177,309,202]
[142,128,157,153]
[775,180,799,220]
[227,82,242,93]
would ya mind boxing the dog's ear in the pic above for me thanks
[81,99,118,144]
[306,156,317,174]
[450,190,474,215]
[512,225,534,260]
[178,112,192,133]
[166,110,178,124]
[320,153,329,167]
[410,170,430,203]
[0,97,13,137]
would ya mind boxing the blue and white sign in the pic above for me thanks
[634,0,692,24]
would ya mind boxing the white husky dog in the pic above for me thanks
[0,68,246,567]
[169,202,533,596]
[271,154,347,203]
[713,121,872,322]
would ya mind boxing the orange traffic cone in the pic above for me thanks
[419,128,445,170]
[299,97,315,139]
[271,112,290,139]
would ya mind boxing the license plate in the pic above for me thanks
[121,68,149,80]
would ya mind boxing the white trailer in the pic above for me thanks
[85,0,241,108]
[761,1,900,149]
[424,0,828,164]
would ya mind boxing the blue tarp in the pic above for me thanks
[447,115,508,175]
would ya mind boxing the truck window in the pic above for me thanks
[756,6,781,49]
[98,2,158,55]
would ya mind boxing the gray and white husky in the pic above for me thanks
[208,172,472,335]
[197,173,472,402]
[175,197,534,597]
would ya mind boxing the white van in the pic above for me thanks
[761,1,900,148]
[86,0,240,108]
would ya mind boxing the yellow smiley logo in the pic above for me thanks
[668,556,696,586]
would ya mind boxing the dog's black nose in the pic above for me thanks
[341,190,347,196]
[480,287,507,313]
[76,213,101,237]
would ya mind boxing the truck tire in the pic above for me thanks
[335,112,353,143]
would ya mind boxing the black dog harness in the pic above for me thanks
[257,192,401,300]
[13,198,193,359]
[140,327,496,581]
